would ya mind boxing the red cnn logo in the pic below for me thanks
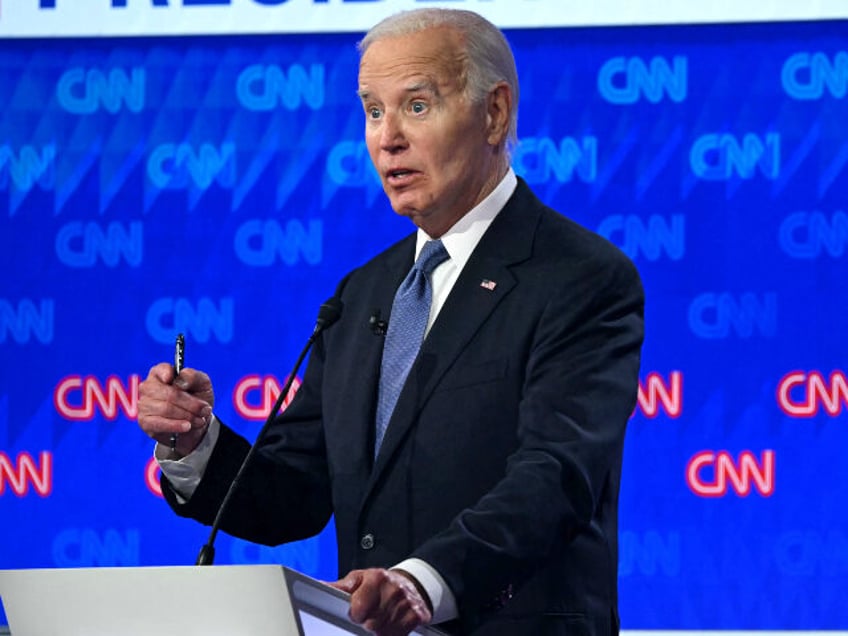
[54,374,140,421]
[777,370,848,417]
[686,450,775,497]
[0,451,53,497]
[233,374,302,420]
[636,371,682,418]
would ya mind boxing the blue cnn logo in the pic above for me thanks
[147,143,236,190]
[513,137,597,184]
[146,297,234,344]
[780,210,848,259]
[55,221,143,268]
[690,133,780,180]
[234,219,323,266]
[619,530,681,577]
[775,530,848,575]
[326,141,379,187]
[230,536,321,574]
[237,64,325,111]
[0,299,54,345]
[56,67,145,114]
[0,145,55,191]
[782,51,848,100]
[598,56,687,104]
[52,529,140,567]
[597,214,685,261]
[688,292,777,339]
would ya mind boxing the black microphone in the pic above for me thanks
[195,295,343,566]
[369,309,388,336]
[316,296,343,334]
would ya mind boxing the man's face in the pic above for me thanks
[358,27,504,237]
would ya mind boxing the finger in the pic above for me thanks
[369,572,431,636]
[366,607,423,635]
[139,411,197,436]
[173,368,214,401]
[147,362,176,384]
[144,364,211,406]
[347,572,383,624]
[141,404,209,433]
[137,388,210,435]
[329,570,363,594]
[140,376,211,416]
[138,400,204,433]
[173,366,204,386]
[363,610,418,636]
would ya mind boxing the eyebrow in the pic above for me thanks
[406,80,437,94]
[357,80,438,102]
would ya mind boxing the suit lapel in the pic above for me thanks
[364,181,543,495]
[341,237,416,476]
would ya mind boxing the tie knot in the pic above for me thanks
[415,239,449,276]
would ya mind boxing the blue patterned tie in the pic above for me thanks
[374,239,450,457]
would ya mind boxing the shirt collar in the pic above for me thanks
[415,168,518,270]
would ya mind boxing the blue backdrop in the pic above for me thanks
[1,19,847,630]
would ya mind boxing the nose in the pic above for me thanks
[378,111,407,153]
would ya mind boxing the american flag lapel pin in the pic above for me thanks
[480,279,497,291]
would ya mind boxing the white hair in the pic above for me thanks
[358,8,520,150]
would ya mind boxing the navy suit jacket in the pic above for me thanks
[163,179,644,635]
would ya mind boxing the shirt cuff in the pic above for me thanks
[154,414,221,503]
[392,558,458,624]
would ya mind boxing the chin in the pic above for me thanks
[388,196,420,217]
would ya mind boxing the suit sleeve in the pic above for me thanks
[160,333,335,547]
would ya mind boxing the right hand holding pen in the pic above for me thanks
[138,362,214,456]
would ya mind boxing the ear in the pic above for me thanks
[485,81,512,147]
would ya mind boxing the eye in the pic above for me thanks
[367,106,382,120]
[410,101,427,115]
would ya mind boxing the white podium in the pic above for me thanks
[0,565,447,635]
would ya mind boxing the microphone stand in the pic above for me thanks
[195,297,342,565]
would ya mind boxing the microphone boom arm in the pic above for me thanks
[195,296,342,566]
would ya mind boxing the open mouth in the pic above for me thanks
[387,169,414,181]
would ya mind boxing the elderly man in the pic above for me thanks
[138,8,644,636]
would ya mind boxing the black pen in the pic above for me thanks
[170,333,185,452]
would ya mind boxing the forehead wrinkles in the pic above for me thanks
[358,30,469,96]
[359,66,449,100]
